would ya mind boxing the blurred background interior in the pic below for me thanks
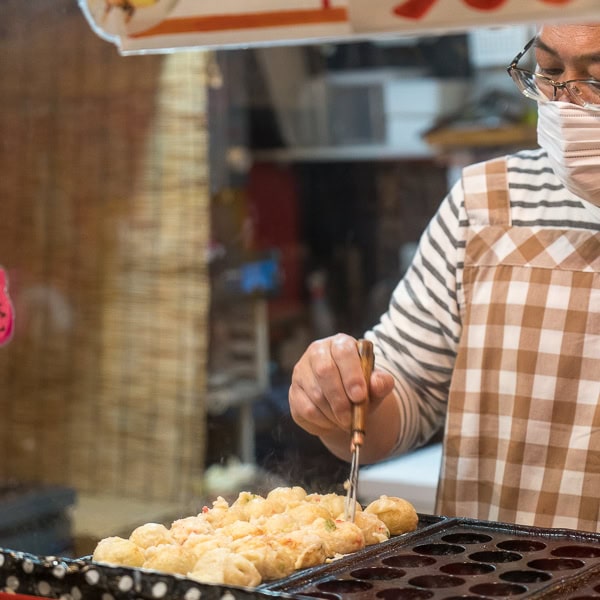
[0,1,538,558]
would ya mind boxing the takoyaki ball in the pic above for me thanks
[364,495,418,535]
[129,523,173,548]
[182,533,232,560]
[199,496,227,524]
[231,491,274,520]
[202,496,243,527]
[273,530,327,570]
[143,543,197,575]
[212,495,229,510]
[308,518,365,556]
[260,512,297,535]
[306,493,361,519]
[352,511,390,545]
[92,536,145,568]
[188,547,261,587]
[169,515,213,544]
[219,519,265,540]
[265,486,307,513]
[286,502,331,526]
[230,535,296,581]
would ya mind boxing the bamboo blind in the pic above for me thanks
[0,1,210,503]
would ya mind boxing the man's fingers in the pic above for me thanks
[329,334,369,403]
[289,379,336,436]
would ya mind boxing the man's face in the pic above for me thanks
[535,24,600,87]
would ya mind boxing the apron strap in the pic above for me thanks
[462,156,511,227]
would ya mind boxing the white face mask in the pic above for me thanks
[537,100,600,207]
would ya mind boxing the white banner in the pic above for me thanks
[78,0,600,54]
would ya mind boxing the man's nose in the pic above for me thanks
[553,84,572,103]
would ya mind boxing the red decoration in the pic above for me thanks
[393,0,572,20]
[462,0,507,8]
[393,0,437,19]
[0,268,14,345]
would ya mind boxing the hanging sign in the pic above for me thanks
[78,0,600,54]
[79,0,352,53]
[349,0,598,36]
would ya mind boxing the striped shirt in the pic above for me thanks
[368,148,600,458]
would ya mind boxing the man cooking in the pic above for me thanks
[289,23,600,532]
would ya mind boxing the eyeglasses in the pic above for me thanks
[507,36,600,111]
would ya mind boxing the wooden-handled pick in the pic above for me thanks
[344,339,374,521]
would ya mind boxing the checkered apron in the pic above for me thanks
[436,157,600,531]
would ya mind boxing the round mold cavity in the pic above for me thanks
[552,545,600,558]
[376,588,435,599]
[350,567,405,581]
[383,555,437,569]
[317,579,373,594]
[440,562,495,576]
[298,593,340,599]
[469,582,528,596]
[413,543,465,556]
[444,597,492,600]
[499,569,552,584]
[527,557,585,571]
[468,550,521,563]
[442,533,493,545]
[496,540,546,553]
[408,574,465,589]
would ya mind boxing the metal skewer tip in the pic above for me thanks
[344,445,360,522]
[343,339,374,522]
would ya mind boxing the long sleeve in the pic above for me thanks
[366,179,468,455]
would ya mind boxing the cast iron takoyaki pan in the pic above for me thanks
[263,515,600,599]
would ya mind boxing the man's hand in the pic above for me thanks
[289,333,395,439]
